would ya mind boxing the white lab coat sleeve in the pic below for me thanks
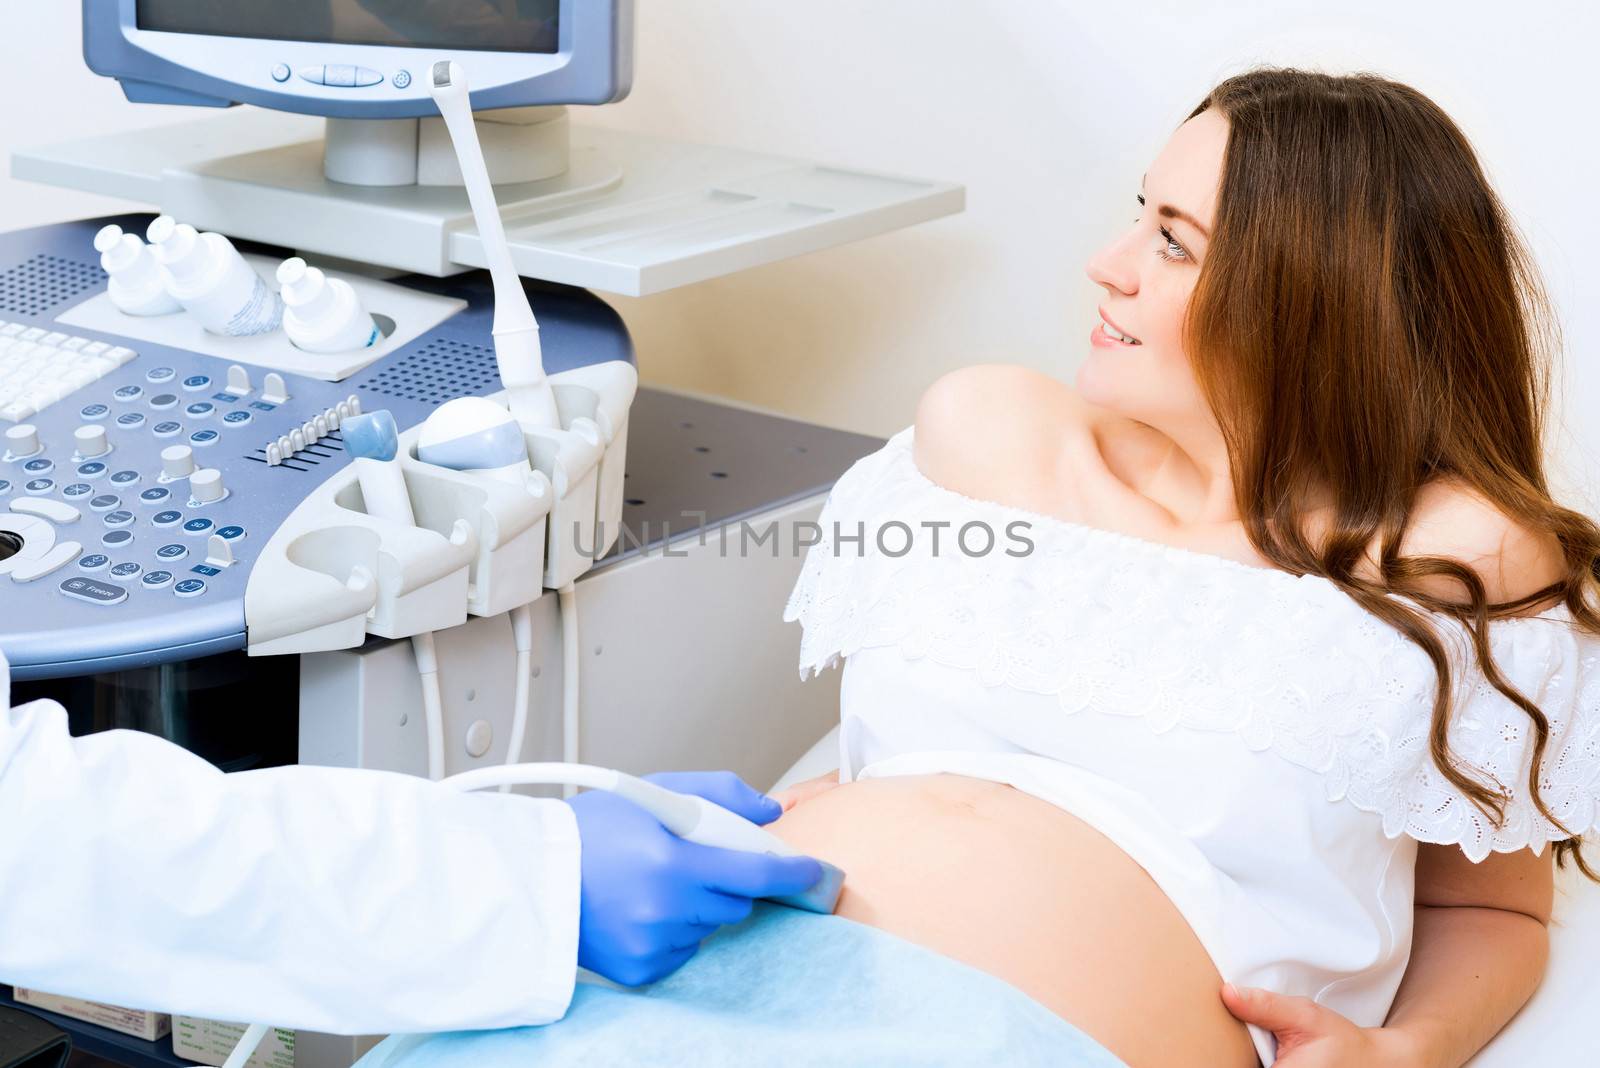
[0,664,581,1035]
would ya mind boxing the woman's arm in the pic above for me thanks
[1222,843,1553,1067]
[1379,843,1554,1068]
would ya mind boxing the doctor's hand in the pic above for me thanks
[565,771,824,987]
[1220,983,1417,1067]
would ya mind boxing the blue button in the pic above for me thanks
[140,487,170,505]
[153,421,183,438]
[62,483,91,499]
[110,470,140,486]
[59,576,128,606]
[152,510,183,527]
[104,510,135,527]
[185,402,215,419]
[149,394,178,410]
[76,462,107,479]
[146,367,176,384]
[216,525,246,542]
[393,69,412,88]
[222,410,253,426]
[182,375,211,392]
[22,458,52,475]
[24,478,53,495]
[182,518,214,535]
[189,429,220,447]
[101,529,134,548]
[250,401,277,412]
[271,62,291,82]
[174,578,207,598]
[190,564,222,577]
[155,543,188,561]
[116,412,146,429]
[0,480,9,495]
[114,385,143,402]
[78,554,109,571]
[89,494,120,512]
[109,561,142,579]
[141,570,173,589]
[81,403,110,421]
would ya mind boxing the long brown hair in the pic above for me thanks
[1185,67,1598,879]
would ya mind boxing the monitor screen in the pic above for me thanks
[135,0,561,54]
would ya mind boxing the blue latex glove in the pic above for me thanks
[566,770,824,987]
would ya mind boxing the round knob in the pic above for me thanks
[5,424,40,458]
[464,719,494,759]
[161,445,195,480]
[189,467,226,505]
[74,424,109,459]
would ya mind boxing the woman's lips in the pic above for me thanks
[1090,322,1141,348]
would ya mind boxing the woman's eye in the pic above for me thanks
[1155,225,1187,263]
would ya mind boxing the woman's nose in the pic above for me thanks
[1085,233,1139,296]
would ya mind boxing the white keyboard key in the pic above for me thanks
[0,324,22,337]
[107,346,136,365]
[35,363,68,381]
[67,368,97,389]
[61,336,86,351]
[41,332,68,346]
[19,327,46,342]
[81,341,109,355]
[0,338,15,354]
[10,497,81,524]
[1,402,37,422]
[82,356,117,376]
[10,541,83,583]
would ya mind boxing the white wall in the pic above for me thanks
[3,1,1595,508]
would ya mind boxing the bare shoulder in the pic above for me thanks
[1389,480,1566,612]
[911,364,1094,506]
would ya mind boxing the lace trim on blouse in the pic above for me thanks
[783,427,1600,861]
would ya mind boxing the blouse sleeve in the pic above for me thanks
[1372,611,1600,862]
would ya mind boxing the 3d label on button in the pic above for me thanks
[182,518,214,535]
[60,577,128,605]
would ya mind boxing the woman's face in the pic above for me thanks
[1078,109,1227,431]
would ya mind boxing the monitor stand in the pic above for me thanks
[324,106,571,187]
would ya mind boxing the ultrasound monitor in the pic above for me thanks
[83,0,634,117]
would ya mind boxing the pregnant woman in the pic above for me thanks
[361,66,1600,1068]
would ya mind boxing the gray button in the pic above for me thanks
[297,65,326,85]
[271,63,291,83]
[354,67,383,87]
[392,70,412,89]
[59,576,128,606]
[324,64,356,87]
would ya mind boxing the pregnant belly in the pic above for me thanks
[765,773,1260,1068]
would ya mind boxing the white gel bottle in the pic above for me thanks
[276,257,381,353]
[94,225,182,316]
[146,215,284,337]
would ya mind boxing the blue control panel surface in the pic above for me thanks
[0,214,632,680]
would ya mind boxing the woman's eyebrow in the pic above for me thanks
[1141,172,1211,239]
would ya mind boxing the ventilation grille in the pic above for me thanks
[0,254,107,318]
[359,337,501,405]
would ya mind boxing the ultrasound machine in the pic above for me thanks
[0,3,962,1065]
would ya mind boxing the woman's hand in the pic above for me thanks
[1221,983,1422,1067]
[769,768,843,813]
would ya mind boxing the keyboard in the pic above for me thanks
[0,321,136,423]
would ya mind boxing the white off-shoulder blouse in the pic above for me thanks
[783,425,1600,1067]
